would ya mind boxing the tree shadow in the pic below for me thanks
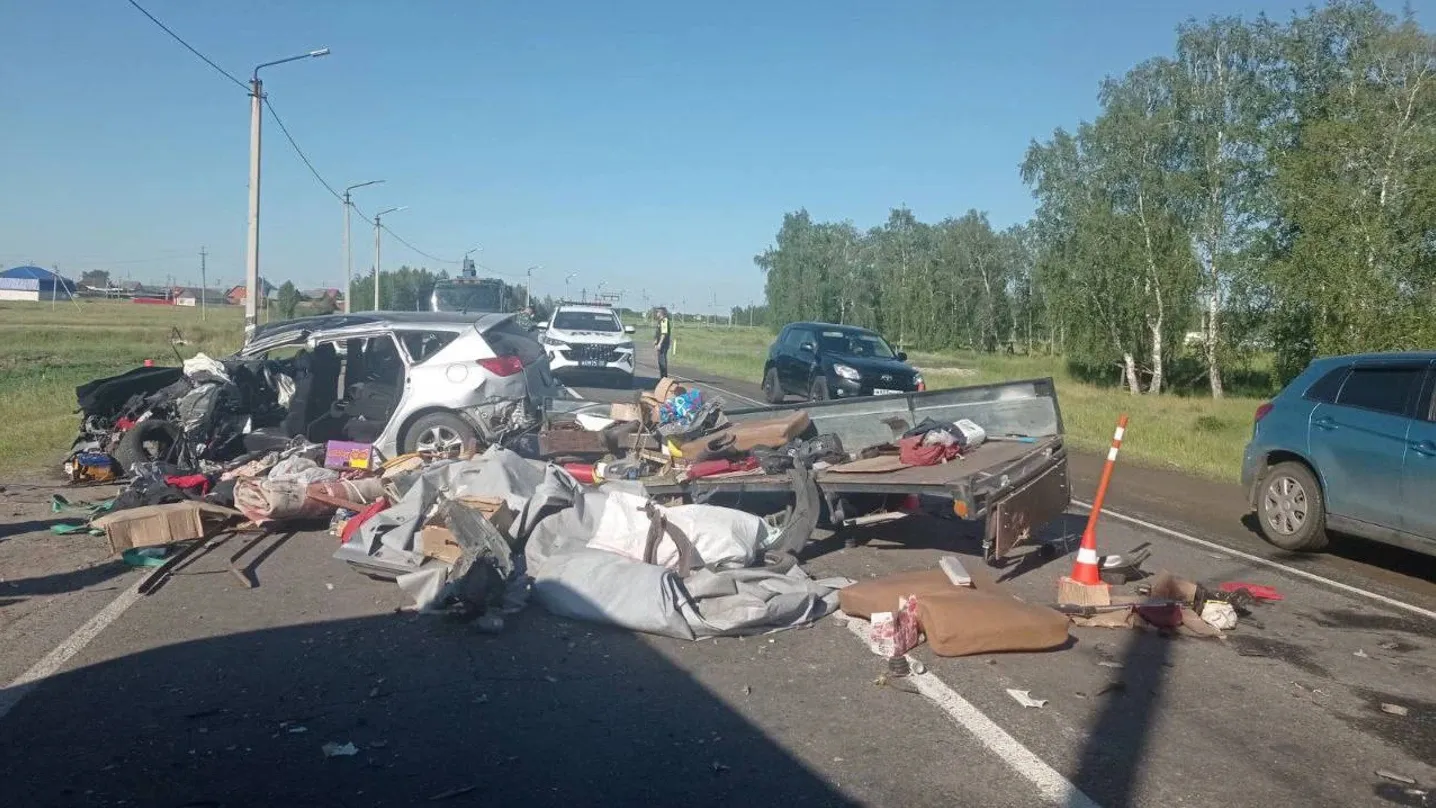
[0,610,858,807]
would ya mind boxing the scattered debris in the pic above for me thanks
[1354,649,1371,659]
[1098,661,1124,669]
[428,785,478,801]
[1006,689,1048,708]
[1377,770,1418,786]
[1381,703,1410,717]
[320,742,359,757]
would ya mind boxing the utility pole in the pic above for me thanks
[244,47,330,341]
[343,180,384,313]
[200,246,207,321]
[373,206,405,311]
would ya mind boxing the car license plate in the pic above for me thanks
[580,360,604,368]
[873,388,903,396]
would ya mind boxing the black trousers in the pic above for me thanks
[657,346,669,378]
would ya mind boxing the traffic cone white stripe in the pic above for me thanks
[1076,547,1100,566]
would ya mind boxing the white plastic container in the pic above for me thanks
[953,419,987,448]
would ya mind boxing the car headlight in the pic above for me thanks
[540,334,567,347]
[618,342,634,352]
[833,363,861,382]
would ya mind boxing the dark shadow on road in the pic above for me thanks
[0,518,72,541]
[0,560,129,602]
[1070,624,1173,808]
[0,610,858,807]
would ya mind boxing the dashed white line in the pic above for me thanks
[0,572,147,721]
[841,616,1101,808]
[1071,498,1436,622]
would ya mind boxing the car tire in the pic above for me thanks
[113,419,182,473]
[403,411,482,458]
[1256,461,1329,551]
[809,377,829,402]
[762,367,783,404]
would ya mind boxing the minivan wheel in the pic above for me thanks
[762,368,783,404]
[1257,461,1329,551]
[404,412,481,458]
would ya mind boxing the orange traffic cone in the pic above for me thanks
[1068,414,1129,586]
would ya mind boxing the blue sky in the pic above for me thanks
[0,1,1426,312]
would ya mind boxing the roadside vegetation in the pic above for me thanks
[670,322,1261,482]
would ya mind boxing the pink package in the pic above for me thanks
[869,594,922,657]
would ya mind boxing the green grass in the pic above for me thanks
[0,300,245,477]
[668,321,1263,483]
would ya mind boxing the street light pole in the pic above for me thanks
[243,47,330,340]
[565,272,577,301]
[524,265,540,309]
[373,206,405,310]
[343,179,383,314]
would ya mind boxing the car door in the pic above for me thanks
[1307,362,1422,530]
[1399,362,1436,541]
[777,327,809,393]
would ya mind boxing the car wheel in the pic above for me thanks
[1256,461,1329,551]
[113,419,181,473]
[762,368,783,404]
[403,411,482,458]
[809,377,829,402]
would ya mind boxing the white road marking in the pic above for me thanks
[1071,498,1436,623]
[0,572,147,721]
[841,617,1101,808]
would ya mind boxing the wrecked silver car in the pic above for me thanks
[68,312,563,478]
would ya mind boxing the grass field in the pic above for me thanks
[669,322,1264,483]
[0,302,1262,484]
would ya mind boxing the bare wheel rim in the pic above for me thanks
[1263,475,1309,536]
[416,425,465,456]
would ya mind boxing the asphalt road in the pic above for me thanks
[0,346,1432,807]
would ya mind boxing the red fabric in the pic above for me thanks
[1219,582,1284,601]
[340,498,390,543]
[115,417,136,431]
[687,456,761,480]
[898,435,961,466]
[563,463,597,484]
[164,474,211,496]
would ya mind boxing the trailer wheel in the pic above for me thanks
[113,420,181,474]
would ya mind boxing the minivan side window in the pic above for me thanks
[1303,366,1350,404]
[783,328,810,351]
[1333,366,1423,417]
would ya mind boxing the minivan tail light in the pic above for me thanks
[478,356,525,377]
[1254,402,1274,423]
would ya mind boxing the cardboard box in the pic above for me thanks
[452,495,516,539]
[420,525,463,565]
[91,501,241,554]
[325,440,373,470]
[609,402,643,423]
[1058,576,1112,607]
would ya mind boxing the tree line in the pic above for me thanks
[756,0,1436,396]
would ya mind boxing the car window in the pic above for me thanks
[1333,366,1423,417]
[780,328,808,351]
[1303,365,1350,404]
[399,331,458,364]
[552,310,621,332]
[483,319,546,364]
[817,330,897,359]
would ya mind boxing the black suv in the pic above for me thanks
[762,322,925,402]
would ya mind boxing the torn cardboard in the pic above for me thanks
[91,501,242,554]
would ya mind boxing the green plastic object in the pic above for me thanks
[122,547,170,568]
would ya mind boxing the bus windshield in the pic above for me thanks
[433,283,504,313]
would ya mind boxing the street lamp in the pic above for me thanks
[564,272,577,301]
[372,206,406,310]
[524,265,540,308]
[243,47,330,340]
[342,179,384,313]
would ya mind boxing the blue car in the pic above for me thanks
[1241,352,1436,555]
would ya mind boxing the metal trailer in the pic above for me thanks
[641,377,1073,564]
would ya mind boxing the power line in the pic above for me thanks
[262,96,344,202]
[380,224,461,265]
[124,0,248,92]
